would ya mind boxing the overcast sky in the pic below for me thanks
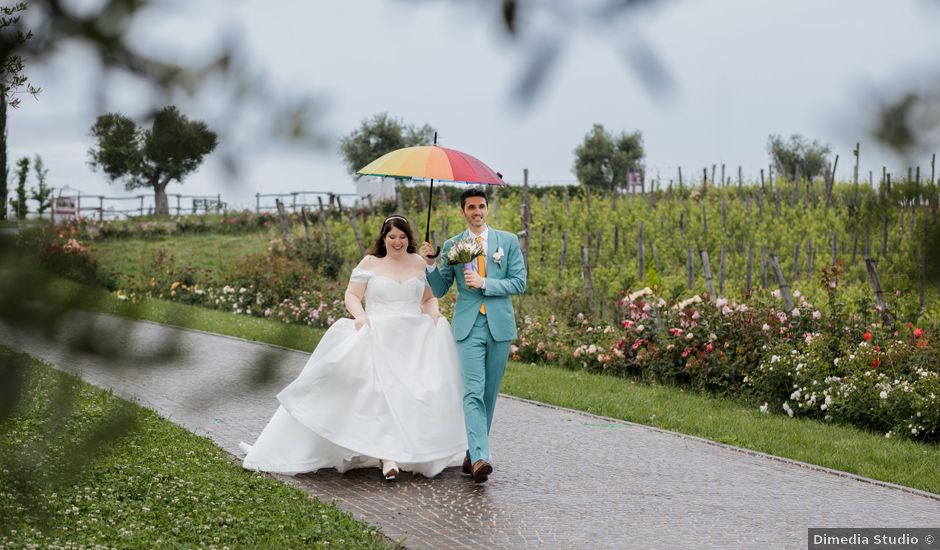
[9,0,940,210]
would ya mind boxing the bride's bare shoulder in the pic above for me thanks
[411,253,431,269]
[356,255,377,269]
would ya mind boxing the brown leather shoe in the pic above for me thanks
[470,459,493,483]
[462,455,472,475]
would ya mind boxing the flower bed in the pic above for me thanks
[512,265,939,442]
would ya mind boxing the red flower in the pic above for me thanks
[914,328,923,338]
[907,322,914,328]
[917,341,926,348]
[863,332,872,342]
[872,357,880,368]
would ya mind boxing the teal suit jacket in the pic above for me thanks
[427,228,527,342]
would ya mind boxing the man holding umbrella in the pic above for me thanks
[420,188,526,484]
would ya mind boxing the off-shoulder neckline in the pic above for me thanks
[352,267,425,285]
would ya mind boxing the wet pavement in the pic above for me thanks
[3,311,938,549]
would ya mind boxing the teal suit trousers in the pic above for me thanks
[459,313,511,462]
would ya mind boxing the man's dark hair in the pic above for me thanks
[460,188,488,209]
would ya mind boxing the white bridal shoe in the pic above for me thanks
[382,460,399,481]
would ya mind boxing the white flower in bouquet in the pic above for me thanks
[446,236,486,268]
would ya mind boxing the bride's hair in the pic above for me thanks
[368,215,417,257]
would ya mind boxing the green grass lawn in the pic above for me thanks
[88,232,272,287]
[42,276,940,495]
[0,346,394,549]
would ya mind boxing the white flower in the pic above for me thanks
[716,298,727,308]
[782,402,794,417]
[674,295,702,310]
[762,323,770,331]
[628,287,653,301]
[772,289,781,299]
[790,390,801,400]
[770,355,780,364]
[636,324,645,333]
[879,391,888,399]
[759,403,769,413]
[793,290,801,298]
[492,247,504,265]
[812,310,821,319]
[791,308,800,317]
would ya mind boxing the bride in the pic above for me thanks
[240,215,467,480]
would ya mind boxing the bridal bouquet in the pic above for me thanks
[446,237,485,270]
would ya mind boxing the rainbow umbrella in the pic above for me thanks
[358,134,505,257]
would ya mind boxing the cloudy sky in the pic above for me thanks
[9,0,940,211]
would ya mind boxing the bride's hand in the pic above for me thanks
[430,313,442,325]
[354,314,369,331]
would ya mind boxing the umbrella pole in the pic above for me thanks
[425,178,440,257]
[425,178,433,243]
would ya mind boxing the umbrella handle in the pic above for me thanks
[428,246,441,259]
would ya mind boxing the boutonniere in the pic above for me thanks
[492,247,504,266]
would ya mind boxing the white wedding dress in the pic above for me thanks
[240,267,467,477]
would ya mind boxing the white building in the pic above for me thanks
[354,176,398,204]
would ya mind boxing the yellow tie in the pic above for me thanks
[476,235,486,315]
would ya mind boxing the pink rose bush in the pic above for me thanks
[510,268,939,441]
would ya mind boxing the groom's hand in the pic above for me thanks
[464,270,484,289]
[419,242,435,266]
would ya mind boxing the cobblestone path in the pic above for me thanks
[3,312,938,549]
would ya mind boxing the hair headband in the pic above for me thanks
[383,216,408,225]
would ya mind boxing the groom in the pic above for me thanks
[420,188,526,483]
